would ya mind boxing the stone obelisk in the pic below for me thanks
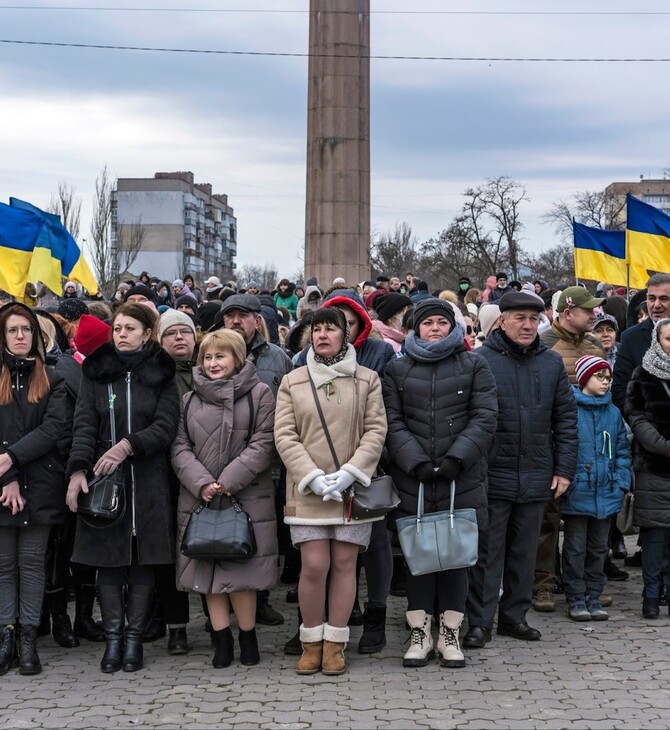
[304,0,370,286]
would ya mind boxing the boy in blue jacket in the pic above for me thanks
[561,355,632,621]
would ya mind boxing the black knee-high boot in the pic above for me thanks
[98,585,125,673]
[123,585,153,672]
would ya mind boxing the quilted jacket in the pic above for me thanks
[560,387,631,519]
[478,329,578,502]
[171,361,278,593]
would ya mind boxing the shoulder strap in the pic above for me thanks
[308,376,341,469]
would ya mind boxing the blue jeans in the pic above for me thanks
[561,515,610,599]
[639,527,670,599]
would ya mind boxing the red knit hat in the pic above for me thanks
[575,355,611,390]
[74,314,111,356]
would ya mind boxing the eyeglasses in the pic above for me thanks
[593,373,612,382]
[163,328,194,339]
[6,326,33,336]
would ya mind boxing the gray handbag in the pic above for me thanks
[396,480,478,576]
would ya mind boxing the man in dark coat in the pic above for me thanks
[612,273,670,411]
[465,291,577,646]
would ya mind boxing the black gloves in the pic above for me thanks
[438,457,461,481]
[413,462,437,482]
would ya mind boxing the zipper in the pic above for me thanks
[126,372,137,537]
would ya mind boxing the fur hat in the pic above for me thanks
[575,355,611,390]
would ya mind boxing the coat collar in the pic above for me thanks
[82,341,176,385]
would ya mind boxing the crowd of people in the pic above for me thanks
[0,267,667,678]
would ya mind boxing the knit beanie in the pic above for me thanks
[364,289,384,311]
[374,293,412,324]
[158,309,197,342]
[196,302,223,333]
[174,295,197,315]
[124,284,157,304]
[575,355,611,390]
[477,304,501,338]
[74,314,111,356]
[57,298,88,322]
[412,298,456,335]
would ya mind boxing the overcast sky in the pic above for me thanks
[1,0,669,283]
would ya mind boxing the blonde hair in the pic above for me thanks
[198,329,247,373]
[36,315,57,353]
[438,290,459,304]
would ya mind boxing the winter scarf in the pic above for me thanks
[404,323,465,363]
[642,319,670,381]
[306,343,357,392]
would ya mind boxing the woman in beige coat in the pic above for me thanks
[275,307,387,676]
[171,330,277,669]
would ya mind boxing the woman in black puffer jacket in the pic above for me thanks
[0,303,73,676]
[383,298,497,670]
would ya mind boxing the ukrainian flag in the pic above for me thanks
[0,202,45,297]
[573,220,647,289]
[6,198,99,296]
[626,193,670,276]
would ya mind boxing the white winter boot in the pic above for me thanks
[403,610,434,667]
[437,611,466,668]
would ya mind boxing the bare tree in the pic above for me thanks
[542,189,627,243]
[115,218,146,278]
[371,222,422,279]
[468,176,528,279]
[526,243,575,287]
[47,180,81,240]
[237,263,278,292]
[89,165,114,296]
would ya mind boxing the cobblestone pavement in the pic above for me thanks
[2,536,670,729]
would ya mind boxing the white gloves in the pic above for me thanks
[308,475,331,496]
[322,469,356,502]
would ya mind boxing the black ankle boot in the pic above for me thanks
[212,627,234,668]
[98,585,124,673]
[238,628,260,666]
[74,584,105,642]
[167,627,190,655]
[48,591,79,648]
[643,597,660,619]
[141,591,166,643]
[358,606,387,654]
[0,625,16,675]
[17,624,41,675]
[123,585,153,672]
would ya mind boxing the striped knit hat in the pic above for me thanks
[575,355,611,390]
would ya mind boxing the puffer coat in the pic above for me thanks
[624,365,670,528]
[478,329,578,502]
[171,362,278,593]
[0,354,72,527]
[560,387,631,519]
[67,342,179,567]
[382,344,498,522]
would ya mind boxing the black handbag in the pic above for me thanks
[181,495,257,562]
[77,383,126,529]
[309,376,399,521]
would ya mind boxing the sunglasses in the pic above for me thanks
[465,325,475,335]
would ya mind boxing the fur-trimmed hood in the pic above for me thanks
[322,289,372,349]
[81,341,176,385]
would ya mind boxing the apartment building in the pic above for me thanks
[112,171,237,282]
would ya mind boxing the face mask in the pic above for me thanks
[459,283,469,292]
[498,282,507,289]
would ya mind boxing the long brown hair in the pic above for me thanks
[0,303,50,406]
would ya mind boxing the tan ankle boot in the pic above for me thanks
[321,623,349,675]
[437,611,465,668]
[295,624,323,675]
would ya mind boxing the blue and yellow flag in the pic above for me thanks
[626,193,670,276]
[0,198,99,297]
[573,220,647,289]
[0,202,45,297]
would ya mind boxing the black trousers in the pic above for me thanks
[406,567,468,616]
[467,499,545,628]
